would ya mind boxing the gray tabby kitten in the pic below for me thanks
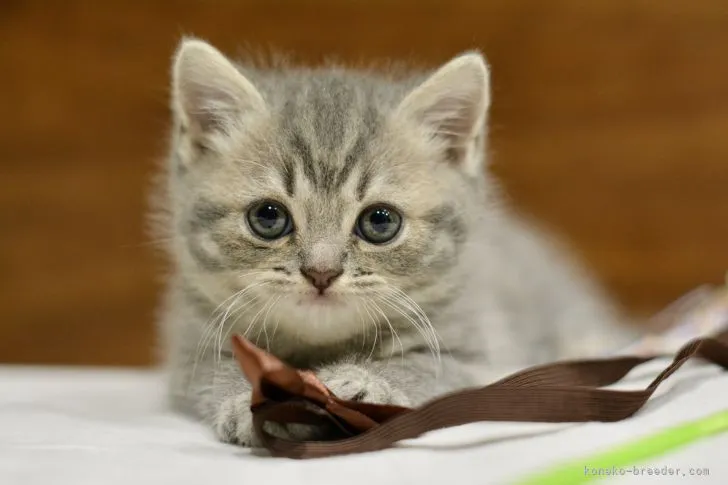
[154,38,637,446]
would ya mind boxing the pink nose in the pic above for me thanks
[300,268,343,292]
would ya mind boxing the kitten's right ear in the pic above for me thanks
[171,38,266,147]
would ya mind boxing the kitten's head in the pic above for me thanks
[166,39,492,345]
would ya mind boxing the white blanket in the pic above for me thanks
[1,359,726,485]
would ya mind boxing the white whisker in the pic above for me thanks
[213,280,272,364]
[387,286,450,358]
[247,294,278,348]
[189,277,272,392]
[193,286,247,362]
[385,287,442,349]
[360,297,380,362]
[270,308,283,343]
[352,297,368,354]
[375,291,441,376]
[370,298,404,364]
[258,294,282,351]
[375,295,433,355]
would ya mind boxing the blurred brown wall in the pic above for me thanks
[2,0,728,366]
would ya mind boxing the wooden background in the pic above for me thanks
[2,0,728,366]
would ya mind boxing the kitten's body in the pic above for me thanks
[155,39,636,446]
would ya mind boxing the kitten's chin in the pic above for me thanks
[270,291,367,345]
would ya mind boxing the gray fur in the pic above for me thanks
[153,39,639,447]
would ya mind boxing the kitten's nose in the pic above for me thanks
[300,267,343,292]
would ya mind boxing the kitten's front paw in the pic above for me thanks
[212,365,410,447]
[317,363,411,407]
[214,394,322,446]
[254,364,411,443]
[213,394,259,447]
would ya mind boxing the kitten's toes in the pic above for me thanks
[214,394,329,445]
[317,363,411,406]
[260,365,412,443]
[213,395,259,447]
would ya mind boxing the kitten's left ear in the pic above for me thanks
[395,52,490,176]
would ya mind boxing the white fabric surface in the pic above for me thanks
[1,359,726,485]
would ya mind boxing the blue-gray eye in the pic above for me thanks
[355,205,402,244]
[246,200,292,240]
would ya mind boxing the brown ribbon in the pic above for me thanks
[231,329,728,459]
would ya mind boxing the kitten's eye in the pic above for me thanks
[355,205,402,244]
[246,200,292,240]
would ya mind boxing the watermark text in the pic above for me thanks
[584,465,710,478]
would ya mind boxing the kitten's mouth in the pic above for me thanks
[299,291,342,307]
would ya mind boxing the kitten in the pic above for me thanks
[153,38,638,446]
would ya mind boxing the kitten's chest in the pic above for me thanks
[210,311,415,368]
[241,333,398,369]
[268,339,367,369]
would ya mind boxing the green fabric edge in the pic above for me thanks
[511,409,728,485]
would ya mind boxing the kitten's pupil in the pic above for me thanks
[369,209,393,233]
[256,204,281,229]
